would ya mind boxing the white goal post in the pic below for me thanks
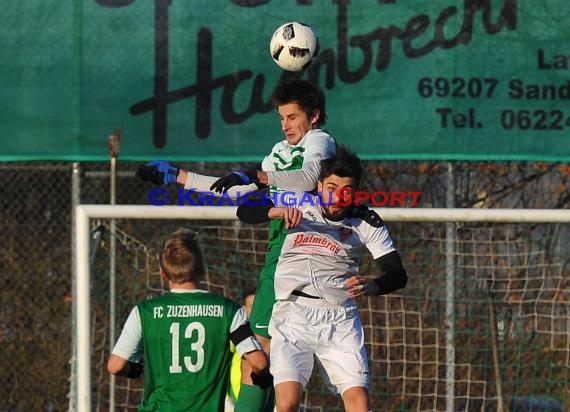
[73,205,570,412]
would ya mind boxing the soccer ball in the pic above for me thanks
[269,22,319,72]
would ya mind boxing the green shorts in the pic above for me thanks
[249,219,286,339]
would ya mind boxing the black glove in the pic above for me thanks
[250,371,273,389]
[118,361,144,379]
[210,169,258,194]
[135,160,180,185]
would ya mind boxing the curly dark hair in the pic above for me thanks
[319,145,362,188]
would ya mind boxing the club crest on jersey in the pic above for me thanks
[339,227,353,241]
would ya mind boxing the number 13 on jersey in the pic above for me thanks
[169,321,205,373]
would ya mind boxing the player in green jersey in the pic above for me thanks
[136,79,336,412]
[108,228,270,412]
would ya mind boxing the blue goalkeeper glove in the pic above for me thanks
[136,160,180,185]
[210,170,259,194]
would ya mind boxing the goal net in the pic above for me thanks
[72,206,569,412]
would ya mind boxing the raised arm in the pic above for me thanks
[135,161,258,200]
[180,168,258,198]
[259,160,321,191]
[210,130,336,194]
[237,198,303,229]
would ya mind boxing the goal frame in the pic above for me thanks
[72,205,570,412]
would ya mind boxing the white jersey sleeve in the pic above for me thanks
[359,218,396,260]
[111,306,144,362]
[183,129,334,199]
[183,172,258,200]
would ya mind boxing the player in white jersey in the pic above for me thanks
[236,146,408,412]
[135,79,336,412]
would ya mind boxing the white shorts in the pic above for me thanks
[269,297,369,395]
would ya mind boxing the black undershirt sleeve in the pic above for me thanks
[229,322,255,347]
[236,197,276,224]
[373,250,408,295]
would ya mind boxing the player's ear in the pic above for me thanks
[159,266,168,280]
[310,109,320,126]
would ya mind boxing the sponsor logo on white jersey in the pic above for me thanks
[292,233,341,254]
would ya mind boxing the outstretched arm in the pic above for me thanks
[179,169,258,199]
[261,160,321,191]
[135,161,259,200]
[211,162,320,194]
[212,131,336,193]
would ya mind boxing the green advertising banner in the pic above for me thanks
[1,0,569,161]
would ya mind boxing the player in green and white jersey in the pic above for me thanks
[108,228,270,412]
[136,79,336,412]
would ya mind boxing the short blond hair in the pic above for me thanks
[158,228,205,284]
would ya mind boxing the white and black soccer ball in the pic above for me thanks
[269,22,319,72]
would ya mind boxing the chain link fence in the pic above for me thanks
[1,160,568,411]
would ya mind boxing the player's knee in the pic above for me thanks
[275,399,301,412]
[341,386,369,412]
[274,382,302,412]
